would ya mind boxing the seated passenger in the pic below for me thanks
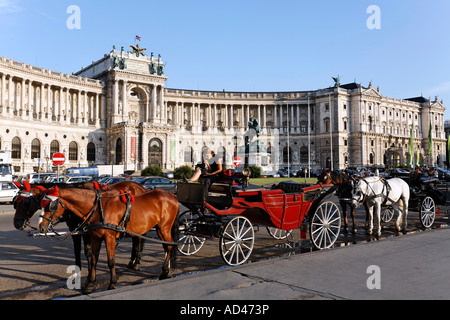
[188,149,223,185]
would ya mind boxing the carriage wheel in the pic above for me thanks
[381,206,394,223]
[266,227,293,240]
[220,216,255,266]
[419,196,436,229]
[309,201,341,250]
[178,210,206,256]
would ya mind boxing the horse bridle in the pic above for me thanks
[13,191,47,231]
[39,190,103,235]
[353,178,386,205]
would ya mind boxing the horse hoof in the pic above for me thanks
[343,227,349,234]
[108,284,116,291]
[352,228,357,235]
[83,284,94,295]
[127,262,141,271]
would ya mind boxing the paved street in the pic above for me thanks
[73,227,450,301]
[1,187,449,301]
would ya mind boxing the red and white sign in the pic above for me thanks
[52,153,66,166]
[233,156,242,167]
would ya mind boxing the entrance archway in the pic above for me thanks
[149,138,163,167]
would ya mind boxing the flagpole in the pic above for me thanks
[308,96,311,178]
[329,93,333,171]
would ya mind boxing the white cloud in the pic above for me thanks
[0,0,22,14]
[428,81,450,95]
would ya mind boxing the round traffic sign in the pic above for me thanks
[233,156,242,167]
[52,153,66,166]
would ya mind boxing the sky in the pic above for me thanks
[1,0,450,119]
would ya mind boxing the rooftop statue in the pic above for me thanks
[332,75,341,88]
[130,44,147,57]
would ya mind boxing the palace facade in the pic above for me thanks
[0,46,446,175]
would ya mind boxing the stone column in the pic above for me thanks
[279,104,283,133]
[151,85,157,122]
[57,87,63,124]
[28,81,33,121]
[291,104,295,133]
[8,77,13,118]
[0,73,5,113]
[77,90,82,125]
[274,105,278,130]
[66,89,71,125]
[40,83,44,120]
[122,81,128,122]
[263,105,267,129]
[95,93,100,126]
[47,85,52,123]
[20,79,25,120]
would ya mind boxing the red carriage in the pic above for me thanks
[176,174,342,266]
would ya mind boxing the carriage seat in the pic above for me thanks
[212,170,245,185]
[271,181,308,194]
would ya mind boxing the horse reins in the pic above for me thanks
[43,190,179,246]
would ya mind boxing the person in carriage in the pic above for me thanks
[187,148,223,186]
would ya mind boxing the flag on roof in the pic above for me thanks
[135,35,142,41]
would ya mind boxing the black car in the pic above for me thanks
[138,176,177,193]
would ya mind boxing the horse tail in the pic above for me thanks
[170,205,180,269]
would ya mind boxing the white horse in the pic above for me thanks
[351,176,410,236]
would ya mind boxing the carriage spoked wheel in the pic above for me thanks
[220,216,255,266]
[309,201,341,250]
[178,210,206,256]
[419,196,436,229]
[381,206,395,223]
[266,227,293,240]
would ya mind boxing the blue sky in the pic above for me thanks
[1,0,450,118]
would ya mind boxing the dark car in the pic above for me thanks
[139,177,176,193]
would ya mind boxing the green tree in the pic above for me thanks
[174,165,194,180]
[142,165,163,177]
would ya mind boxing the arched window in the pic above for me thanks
[31,139,41,160]
[50,140,60,158]
[87,143,96,162]
[184,146,193,163]
[283,147,292,164]
[368,116,373,131]
[12,137,21,159]
[300,147,308,163]
[116,138,122,165]
[69,142,78,161]
[148,138,162,167]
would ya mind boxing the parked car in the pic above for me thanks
[388,169,409,178]
[262,170,280,178]
[103,177,128,185]
[26,173,56,184]
[48,176,66,183]
[435,168,450,181]
[138,177,177,193]
[64,176,92,184]
[277,169,297,177]
[0,182,19,203]
[163,171,175,179]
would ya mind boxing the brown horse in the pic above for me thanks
[13,180,147,271]
[318,170,363,234]
[39,187,179,294]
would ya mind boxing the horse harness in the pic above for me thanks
[359,178,393,205]
[42,189,178,246]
